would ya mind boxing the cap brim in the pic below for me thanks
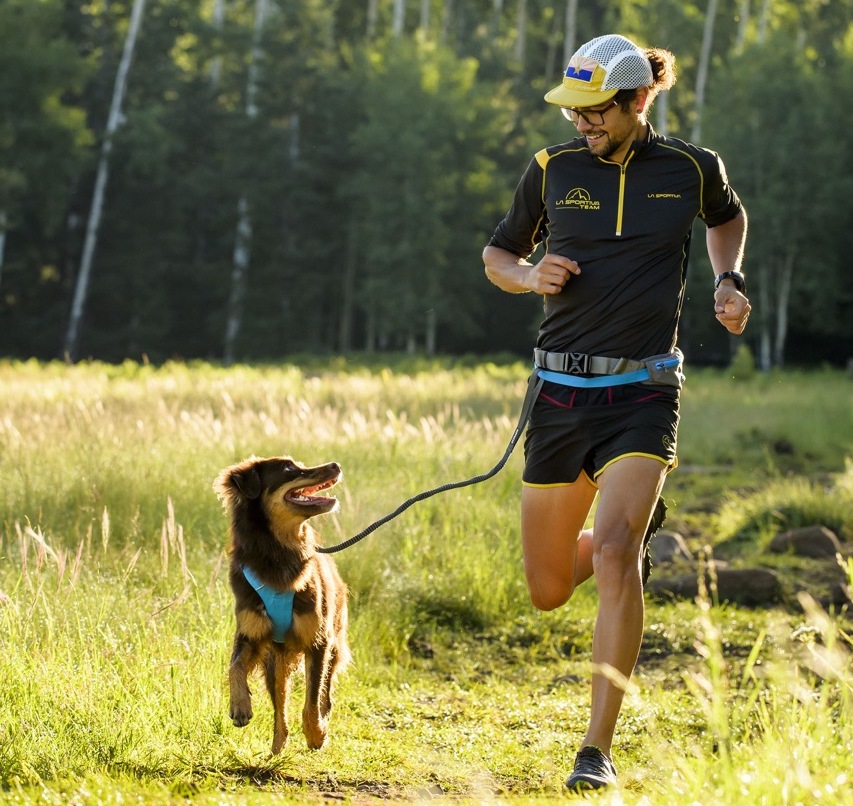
[544,84,618,107]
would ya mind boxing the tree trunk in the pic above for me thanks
[773,249,794,368]
[757,260,772,371]
[338,218,357,352]
[366,0,378,39]
[209,0,226,86]
[392,0,405,37]
[735,0,750,52]
[441,0,453,44]
[425,308,436,355]
[691,0,718,142]
[419,0,430,33]
[758,0,770,42]
[492,0,503,37]
[63,0,146,360]
[514,0,527,67]
[563,0,578,68]
[655,89,669,136]
[223,0,267,365]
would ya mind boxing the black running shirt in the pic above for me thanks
[488,128,742,360]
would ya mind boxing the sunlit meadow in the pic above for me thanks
[1,358,850,804]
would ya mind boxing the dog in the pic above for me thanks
[214,455,351,754]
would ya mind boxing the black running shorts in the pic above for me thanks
[522,380,680,487]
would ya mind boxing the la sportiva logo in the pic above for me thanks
[556,187,601,211]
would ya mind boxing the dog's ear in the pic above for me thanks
[231,467,262,500]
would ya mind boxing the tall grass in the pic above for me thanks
[640,554,852,804]
[1,359,851,803]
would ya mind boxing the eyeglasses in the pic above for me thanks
[560,100,620,127]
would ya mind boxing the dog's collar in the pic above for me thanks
[242,566,295,643]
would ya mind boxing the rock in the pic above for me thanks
[649,529,693,565]
[647,567,782,607]
[769,525,841,559]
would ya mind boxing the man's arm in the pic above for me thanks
[706,209,751,335]
[483,245,580,296]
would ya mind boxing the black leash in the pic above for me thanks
[318,371,544,554]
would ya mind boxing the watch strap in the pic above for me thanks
[714,270,746,293]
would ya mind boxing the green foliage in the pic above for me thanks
[1,0,852,363]
[728,342,756,381]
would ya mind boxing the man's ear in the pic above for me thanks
[231,467,261,500]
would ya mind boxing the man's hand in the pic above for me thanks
[714,286,751,334]
[524,253,581,295]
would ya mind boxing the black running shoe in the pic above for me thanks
[565,745,617,791]
[642,496,668,585]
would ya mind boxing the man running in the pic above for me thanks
[483,33,750,791]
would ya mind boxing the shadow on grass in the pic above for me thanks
[108,755,400,801]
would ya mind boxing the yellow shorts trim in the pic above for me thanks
[522,469,596,489]
[592,452,678,481]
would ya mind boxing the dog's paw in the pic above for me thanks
[303,719,329,750]
[230,700,253,727]
[271,733,288,755]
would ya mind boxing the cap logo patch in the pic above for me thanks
[565,56,599,83]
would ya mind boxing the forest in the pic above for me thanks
[2,0,851,367]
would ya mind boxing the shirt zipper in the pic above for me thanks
[614,150,636,237]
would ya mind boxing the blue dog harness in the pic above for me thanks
[242,566,295,643]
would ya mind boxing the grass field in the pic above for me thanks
[1,358,851,804]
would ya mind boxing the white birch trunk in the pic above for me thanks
[366,0,379,39]
[655,90,669,136]
[492,0,503,36]
[758,0,771,43]
[691,0,719,142]
[735,0,750,52]
[209,0,226,86]
[514,0,527,66]
[563,0,578,68]
[392,0,406,37]
[773,250,794,367]
[63,0,146,360]
[420,0,430,33]
[758,261,772,370]
[223,0,267,365]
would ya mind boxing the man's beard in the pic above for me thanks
[586,130,629,160]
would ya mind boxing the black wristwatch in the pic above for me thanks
[714,270,746,294]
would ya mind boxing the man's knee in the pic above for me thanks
[592,533,642,584]
[527,575,575,611]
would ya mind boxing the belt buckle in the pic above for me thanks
[566,352,589,375]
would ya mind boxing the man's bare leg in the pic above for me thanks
[580,456,667,755]
[521,476,598,611]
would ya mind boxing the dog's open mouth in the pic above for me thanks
[284,476,339,507]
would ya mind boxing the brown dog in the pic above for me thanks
[214,455,351,754]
